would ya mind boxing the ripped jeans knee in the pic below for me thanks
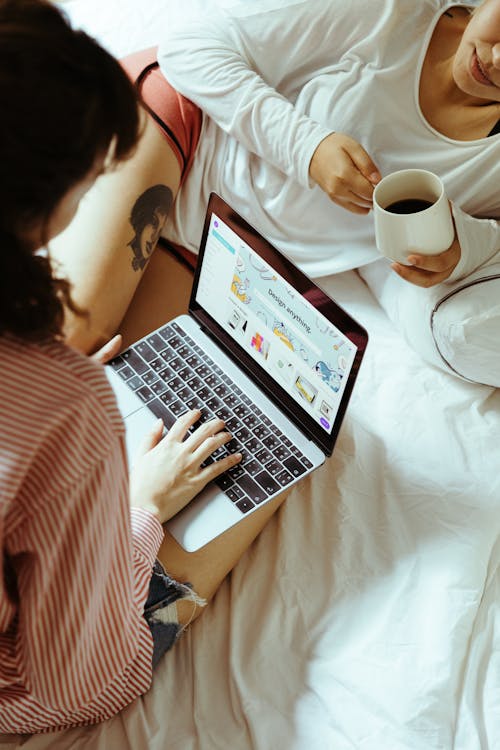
[144,560,206,668]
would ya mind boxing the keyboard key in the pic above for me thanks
[128,375,143,390]
[165,356,183,371]
[206,396,223,413]
[275,469,294,487]
[274,444,291,462]
[233,403,249,419]
[176,365,193,381]
[160,390,178,406]
[186,395,204,411]
[167,334,183,349]
[253,424,270,440]
[197,386,212,401]
[150,380,168,396]
[215,406,232,422]
[255,470,280,495]
[169,399,188,417]
[213,383,229,398]
[215,474,233,490]
[263,434,281,451]
[176,344,192,359]
[148,333,166,353]
[167,376,184,392]
[244,414,260,430]
[225,416,241,432]
[136,385,154,403]
[186,354,202,368]
[224,393,240,410]
[283,456,307,478]
[142,371,159,386]
[255,447,273,465]
[195,363,211,378]
[135,341,157,362]
[265,459,284,477]
[158,324,174,340]
[227,463,245,479]
[224,438,241,455]
[236,498,255,514]
[149,358,165,372]
[122,349,148,375]
[226,486,245,502]
[235,426,253,443]
[205,373,218,389]
[158,365,175,381]
[238,476,268,504]
[189,376,205,392]
[109,356,126,371]
[243,459,262,477]
[245,437,263,454]
[198,409,214,423]
[117,365,134,381]
[177,386,194,402]
[147,398,176,430]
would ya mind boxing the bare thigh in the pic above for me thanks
[159,492,289,627]
[49,110,183,354]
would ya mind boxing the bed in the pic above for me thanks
[5,1,500,748]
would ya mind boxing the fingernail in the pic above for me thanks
[156,418,164,428]
[407,256,418,266]
[369,172,381,184]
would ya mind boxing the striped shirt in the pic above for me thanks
[0,335,164,733]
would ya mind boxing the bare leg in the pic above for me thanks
[158,491,289,626]
[119,247,194,349]
[49,109,182,354]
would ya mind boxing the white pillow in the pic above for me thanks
[358,259,500,387]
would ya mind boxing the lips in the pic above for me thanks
[471,50,494,86]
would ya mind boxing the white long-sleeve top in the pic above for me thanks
[159,0,500,282]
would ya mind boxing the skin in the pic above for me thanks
[309,1,500,289]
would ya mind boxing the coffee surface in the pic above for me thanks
[385,198,433,214]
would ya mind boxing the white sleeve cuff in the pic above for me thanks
[446,202,500,283]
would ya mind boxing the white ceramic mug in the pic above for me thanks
[373,169,454,265]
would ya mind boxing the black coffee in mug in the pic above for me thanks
[385,198,433,214]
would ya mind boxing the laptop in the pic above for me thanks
[106,193,368,551]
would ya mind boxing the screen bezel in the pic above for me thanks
[188,192,368,456]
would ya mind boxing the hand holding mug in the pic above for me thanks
[373,169,460,286]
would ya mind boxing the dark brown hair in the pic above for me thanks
[0,0,140,341]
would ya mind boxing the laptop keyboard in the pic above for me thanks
[109,321,314,514]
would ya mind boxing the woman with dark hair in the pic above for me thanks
[0,0,288,735]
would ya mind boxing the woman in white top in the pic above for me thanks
[52,0,500,385]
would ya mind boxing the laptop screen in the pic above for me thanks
[190,193,368,456]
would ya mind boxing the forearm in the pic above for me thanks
[158,4,333,187]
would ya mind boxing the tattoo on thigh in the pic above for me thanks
[127,184,173,271]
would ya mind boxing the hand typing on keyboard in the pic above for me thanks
[129,409,242,523]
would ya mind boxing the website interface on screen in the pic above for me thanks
[196,213,358,435]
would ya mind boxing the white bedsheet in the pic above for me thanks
[7,2,499,748]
